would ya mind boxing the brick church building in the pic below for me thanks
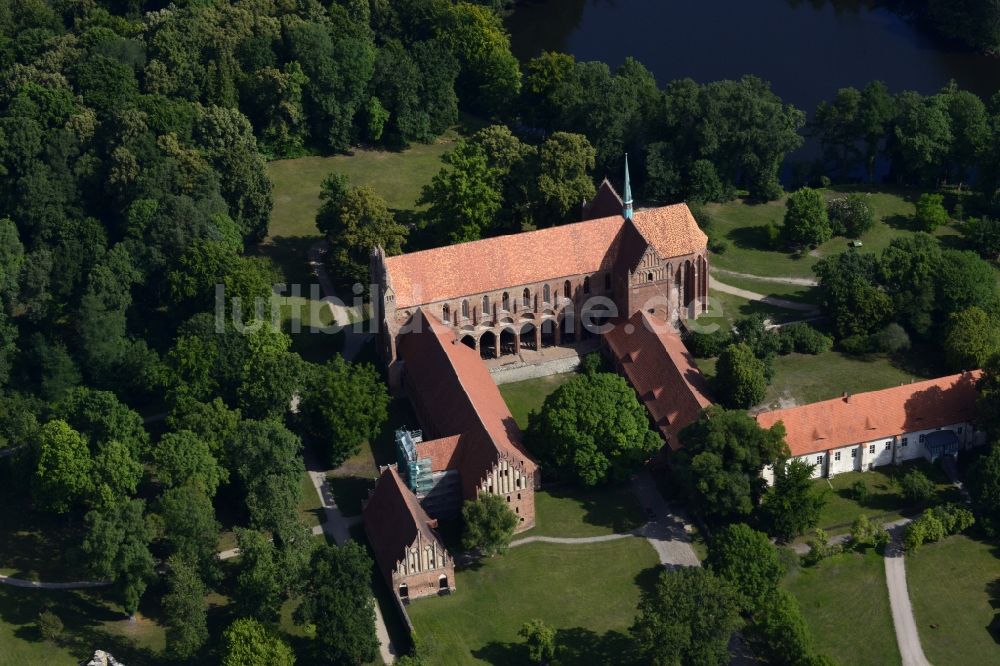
[371,161,710,391]
[363,160,711,602]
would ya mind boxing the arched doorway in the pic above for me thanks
[439,574,449,590]
[479,330,497,360]
[399,583,408,599]
[540,319,556,348]
[460,335,476,350]
[499,327,517,355]
[519,323,537,351]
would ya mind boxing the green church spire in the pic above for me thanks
[623,153,633,220]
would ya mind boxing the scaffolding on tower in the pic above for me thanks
[395,428,433,495]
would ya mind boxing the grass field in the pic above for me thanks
[267,135,457,240]
[710,272,821,304]
[907,534,1000,666]
[523,485,646,539]
[704,187,962,279]
[0,585,167,666]
[697,347,927,409]
[803,460,960,537]
[407,539,658,665]
[498,373,576,429]
[783,549,899,666]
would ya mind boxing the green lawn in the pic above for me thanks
[267,136,457,240]
[783,549,899,666]
[705,187,961,279]
[710,271,821,304]
[522,485,646,539]
[0,585,166,666]
[907,534,1000,666]
[804,460,961,537]
[407,539,659,665]
[498,373,576,429]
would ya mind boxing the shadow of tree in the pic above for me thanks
[986,577,1000,645]
[327,475,375,517]
[471,627,639,666]
[542,484,646,534]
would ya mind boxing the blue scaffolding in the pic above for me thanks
[395,428,433,495]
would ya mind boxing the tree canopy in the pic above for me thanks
[526,372,661,486]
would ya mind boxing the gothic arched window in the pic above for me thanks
[583,277,591,294]
[462,299,470,318]
[543,284,550,303]
[442,303,450,321]
[522,288,530,307]
[502,292,510,311]
[482,294,490,314]
[564,280,571,298]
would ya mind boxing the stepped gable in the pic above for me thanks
[397,309,537,496]
[363,466,442,582]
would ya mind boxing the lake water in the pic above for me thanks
[506,0,1000,114]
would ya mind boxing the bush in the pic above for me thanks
[714,343,768,409]
[902,505,972,553]
[828,193,876,237]
[580,352,603,376]
[839,334,874,355]
[850,515,889,551]
[709,238,729,254]
[872,323,911,354]
[802,528,841,566]
[37,610,63,642]
[851,479,869,503]
[914,193,948,231]
[899,469,935,506]
[685,329,733,358]
[779,323,832,355]
[765,222,781,249]
[782,187,831,248]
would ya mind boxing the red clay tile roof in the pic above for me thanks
[362,466,443,583]
[755,371,982,457]
[415,435,462,472]
[398,310,537,496]
[384,205,707,309]
[605,311,713,450]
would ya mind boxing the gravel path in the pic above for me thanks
[712,267,819,287]
[308,240,372,362]
[510,533,635,547]
[631,471,701,568]
[884,525,933,666]
[711,276,821,315]
[0,574,111,589]
[302,449,396,664]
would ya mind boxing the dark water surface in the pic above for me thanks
[507,0,1000,112]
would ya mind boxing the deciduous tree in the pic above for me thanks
[295,542,378,665]
[32,419,92,514]
[462,494,519,556]
[782,187,831,248]
[164,556,209,661]
[221,618,295,666]
[81,499,155,618]
[526,372,661,486]
[758,459,826,541]
[706,523,784,613]
[630,567,741,666]
[714,343,767,409]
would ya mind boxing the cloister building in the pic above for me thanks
[371,174,710,391]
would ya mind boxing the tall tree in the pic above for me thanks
[32,419,92,514]
[782,187,831,248]
[714,343,768,409]
[158,483,221,583]
[315,174,408,283]
[164,556,209,661]
[419,140,502,242]
[81,500,155,618]
[227,419,304,532]
[706,523,784,613]
[757,459,826,541]
[295,542,378,665]
[535,132,596,223]
[298,357,389,467]
[944,307,1000,371]
[526,372,661,486]
[462,494,519,556]
[674,407,788,522]
[152,429,227,497]
[221,618,296,666]
[630,567,742,666]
